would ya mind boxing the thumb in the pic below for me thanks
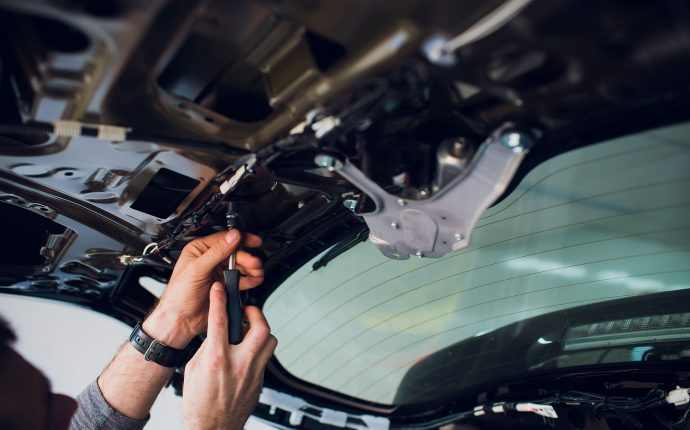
[206,282,229,345]
[194,230,240,274]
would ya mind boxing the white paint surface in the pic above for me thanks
[0,295,184,429]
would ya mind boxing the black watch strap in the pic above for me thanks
[129,322,190,368]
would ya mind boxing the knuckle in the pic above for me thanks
[248,256,262,267]
[253,325,271,340]
[207,350,228,369]
[210,321,226,334]
[183,239,203,255]
[246,343,264,358]
[210,287,226,302]
[267,334,278,351]
[208,244,224,258]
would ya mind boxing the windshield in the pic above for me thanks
[263,121,690,405]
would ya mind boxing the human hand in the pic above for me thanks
[182,282,277,430]
[144,230,263,348]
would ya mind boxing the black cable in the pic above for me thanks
[155,191,224,251]
[672,403,690,430]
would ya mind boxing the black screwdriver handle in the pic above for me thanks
[223,269,243,345]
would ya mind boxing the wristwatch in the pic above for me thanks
[129,321,191,368]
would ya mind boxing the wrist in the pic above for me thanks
[143,308,195,349]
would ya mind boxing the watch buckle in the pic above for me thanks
[144,339,164,361]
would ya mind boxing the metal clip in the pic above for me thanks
[118,254,143,266]
[118,242,163,266]
[142,243,159,256]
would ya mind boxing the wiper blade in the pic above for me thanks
[312,227,369,271]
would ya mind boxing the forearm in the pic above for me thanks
[97,310,194,420]
[93,230,260,422]
[72,380,149,430]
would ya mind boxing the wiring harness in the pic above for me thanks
[398,387,690,430]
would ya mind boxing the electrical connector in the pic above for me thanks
[666,387,689,406]
[472,402,558,419]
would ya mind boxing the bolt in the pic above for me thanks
[297,200,305,209]
[420,188,429,197]
[415,251,424,258]
[42,265,52,273]
[390,222,399,230]
[392,253,400,258]
[450,139,465,158]
[454,232,464,241]
[314,154,341,172]
[422,34,457,67]
[342,199,357,211]
[397,198,406,207]
[501,132,533,153]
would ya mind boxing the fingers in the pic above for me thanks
[238,251,264,290]
[192,230,241,275]
[240,306,277,364]
[239,275,264,290]
[183,231,263,275]
[215,250,264,290]
[206,282,229,346]
[242,233,263,249]
[183,230,231,255]
[236,250,262,270]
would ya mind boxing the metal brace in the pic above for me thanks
[317,124,533,259]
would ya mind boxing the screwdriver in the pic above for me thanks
[224,204,243,344]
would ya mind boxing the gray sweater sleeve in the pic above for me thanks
[70,379,150,430]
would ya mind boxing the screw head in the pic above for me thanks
[422,34,457,67]
[392,253,400,258]
[454,232,464,241]
[41,265,52,273]
[390,222,399,230]
[342,199,357,211]
[397,198,406,207]
[415,251,424,258]
[501,132,533,153]
[314,154,341,171]
[420,188,429,197]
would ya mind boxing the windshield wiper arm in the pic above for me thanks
[312,227,369,271]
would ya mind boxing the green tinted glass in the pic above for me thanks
[264,122,690,404]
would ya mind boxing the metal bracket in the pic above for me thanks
[321,125,533,259]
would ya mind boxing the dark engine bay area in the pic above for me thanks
[1,0,690,429]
